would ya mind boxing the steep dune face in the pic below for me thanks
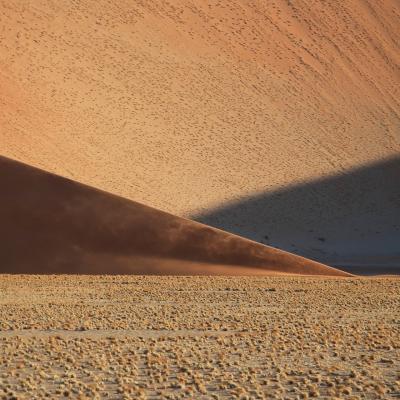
[0,1,399,267]
[0,156,349,276]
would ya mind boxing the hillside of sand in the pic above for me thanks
[0,156,350,276]
[1,0,399,270]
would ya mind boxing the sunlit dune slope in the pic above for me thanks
[0,156,350,276]
[0,0,399,217]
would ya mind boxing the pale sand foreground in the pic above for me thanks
[0,276,399,399]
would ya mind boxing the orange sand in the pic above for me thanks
[0,1,399,272]
[0,0,398,217]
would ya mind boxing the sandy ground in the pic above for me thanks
[0,275,399,399]
[0,0,399,267]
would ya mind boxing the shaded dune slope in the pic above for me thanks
[0,156,349,276]
[195,157,400,275]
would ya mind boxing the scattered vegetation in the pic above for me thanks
[0,275,398,399]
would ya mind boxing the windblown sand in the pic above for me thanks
[1,275,399,399]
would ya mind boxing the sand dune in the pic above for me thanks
[0,156,349,276]
[0,1,399,269]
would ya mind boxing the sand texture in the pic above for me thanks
[0,275,399,399]
[1,0,399,269]
[0,156,350,276]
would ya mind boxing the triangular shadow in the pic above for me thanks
[193,157,400,275]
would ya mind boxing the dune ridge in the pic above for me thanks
[0,156,350,276]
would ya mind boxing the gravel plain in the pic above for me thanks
[0,275,399,399]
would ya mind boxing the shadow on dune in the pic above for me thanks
[0,156,349,276]
[193,157,400,275]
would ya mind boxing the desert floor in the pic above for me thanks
[0,275,399,399]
